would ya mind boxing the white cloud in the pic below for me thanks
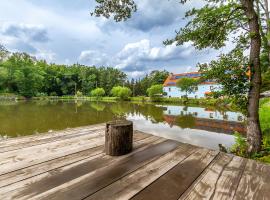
[115,39,195,70]
[79,50,110,66]
[1,22,49,42]
[34,50,56,62]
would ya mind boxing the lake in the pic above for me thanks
[0,100,245,150]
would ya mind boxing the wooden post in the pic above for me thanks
[105,120,133,156]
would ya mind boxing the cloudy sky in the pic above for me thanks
[0,0,230,78]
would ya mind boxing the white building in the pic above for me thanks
[163,72,221,98]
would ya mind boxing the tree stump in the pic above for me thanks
[105,120,133,156]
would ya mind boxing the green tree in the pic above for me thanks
[92,0,264,153]
[176,77,198,100]
[262,69,270,92]
[91,87,105,98]
[147,84,163,98]
[110,86,132,100]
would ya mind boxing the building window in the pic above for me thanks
[210,86,214,91]
[168,87,171,92]
[209,113,213,118]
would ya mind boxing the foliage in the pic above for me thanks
[0,52,127,98]
[91,88,105,98]
[91,0,137,22]
[262,69,270,92]
[176,77,198,98]
[230,132,248,157]
[147,84,163,98]
[198,49,250,112]
[76,91,83,97]
[231,98,270,163]
[110,86,132,100]
[126,70,169,96]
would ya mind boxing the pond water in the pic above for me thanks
[0,100,246,150]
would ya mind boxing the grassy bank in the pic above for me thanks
[1,93,234,109]
[257,98,270,163]
[231,98,270,164]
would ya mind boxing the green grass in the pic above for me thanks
[257,98,270,163]
[231,98,270,164]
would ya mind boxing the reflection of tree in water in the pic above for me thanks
[175,114,196,129]
[133,103,165,123]
[110,102,132,119]
[90,102,106,112]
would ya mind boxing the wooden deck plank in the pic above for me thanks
[85,143,198,200]
[0,133,105,175]
[0,128,104,153]
[0,136,164,199]
[178,153,234,200]
[233,159,270,200]
[199,155,247,200]
[0,124,270,200]
[27,140,180,200]
[0,131,152,188]
[0,124,105,148]
[131,148,218,200]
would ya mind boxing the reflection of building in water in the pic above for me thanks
[163,105,246,134]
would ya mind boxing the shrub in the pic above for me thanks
[76,91,83,97]
[147,84,163,98]
[230,132,248,157]
[110,86,132,100]
[91,88,105,98]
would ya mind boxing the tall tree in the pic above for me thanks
[92,0,265,153]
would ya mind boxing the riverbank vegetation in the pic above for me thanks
[231,98,270,163]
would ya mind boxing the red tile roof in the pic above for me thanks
[163,72,217,86]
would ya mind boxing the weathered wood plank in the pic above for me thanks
[23,139,180,200]
[179,153,234,200]
[131,148,218,200]
[0,128,104,153]
[0,133,105,175]
[233,159,270,200]
[0,136,164,199]
[201,156,247,200]
[0,133,154,188]
[85,143,198,200]
[0,123,105,148]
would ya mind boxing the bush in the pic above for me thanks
[91,88,105,98]
[76,91,83,97]
[110,86,132,100]
[147,84,163,98]
[230,132,248,157]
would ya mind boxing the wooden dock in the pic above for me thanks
[0,124,270,200]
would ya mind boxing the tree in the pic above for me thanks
[91,87,105,98]
[176,77,198,99]
[92,0,264,153]
[147,84,163,98]
[262,69,270,92]
[110,86,132,100]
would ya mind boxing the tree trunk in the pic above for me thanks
[241,0,262,153]
[105,120,133,156]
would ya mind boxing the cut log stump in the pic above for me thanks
[105,120,133,156]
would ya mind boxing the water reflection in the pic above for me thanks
[0,100,245,150]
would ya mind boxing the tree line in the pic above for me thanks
[0,49,169,98]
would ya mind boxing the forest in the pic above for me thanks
[0,47,168,98]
